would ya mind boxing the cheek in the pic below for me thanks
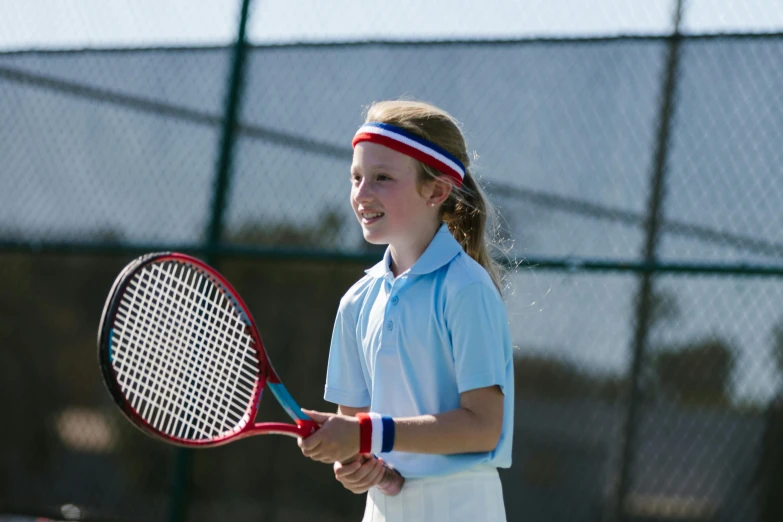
[388,197,423,224]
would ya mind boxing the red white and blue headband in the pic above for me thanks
[352,122,466,188]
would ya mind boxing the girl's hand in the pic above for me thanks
[333,454,387,494]
[297,409,360,463]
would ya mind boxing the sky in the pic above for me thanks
[0,0,782,51]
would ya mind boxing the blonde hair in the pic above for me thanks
[364,100,505,292]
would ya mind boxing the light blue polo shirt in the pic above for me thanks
[324,223,514,478]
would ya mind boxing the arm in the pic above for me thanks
[299,385,503,462]
[338,405,369,417]
[392,385,503,454]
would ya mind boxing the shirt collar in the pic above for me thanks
[364,223,463,279]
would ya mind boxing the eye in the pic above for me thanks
[377,173,391,181]
[350,173,361,184]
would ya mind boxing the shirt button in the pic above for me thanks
[391,296,399,305]
[386,320,393,331]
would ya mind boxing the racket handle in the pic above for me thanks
[296,419,319,437]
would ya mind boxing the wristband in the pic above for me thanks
[356,413,373,454]
[381,415,395,453]
[357,412,395,455]
[369,413,384,455]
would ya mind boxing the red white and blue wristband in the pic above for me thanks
[352,121,466,188]
[357,412,395,454]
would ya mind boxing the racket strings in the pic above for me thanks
[114,263,222,439]
[140,265,226,437]
[148,262,258,437]
[111,261,260,440]
[117,263,256,439]
[122,264,190,433]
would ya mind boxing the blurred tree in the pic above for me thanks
[514,353,625,402]
[648,288,680,329]
[229,206,344,247]
[650,338,735,408]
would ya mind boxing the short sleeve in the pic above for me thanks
[447,282,512,395]
[323,301,371,407]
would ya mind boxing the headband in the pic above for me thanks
[352,122,466,188]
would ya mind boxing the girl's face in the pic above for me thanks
[351,142,435,247]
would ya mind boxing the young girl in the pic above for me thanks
[298,100,514,521]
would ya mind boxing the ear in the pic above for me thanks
[425,175,453,208]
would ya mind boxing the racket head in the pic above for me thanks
[98,252,274,447]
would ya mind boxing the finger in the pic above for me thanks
[313,454,335,464]
[299,433,322,451]
[301,442,323,459]
[344,456,379,483]
[335,458,364,478]
[315,451,336,463]
[305,446,336,463]
[344,460,384,493]
[341,453,364,465]
[357,457,385,487]
[301,409,332,424]
[334,459,356,474]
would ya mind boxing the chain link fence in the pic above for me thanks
[1,1,782,521]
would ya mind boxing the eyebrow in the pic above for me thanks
[351,162,399,175]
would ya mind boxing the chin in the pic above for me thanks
[361,228,389,245]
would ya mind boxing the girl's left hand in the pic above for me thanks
[297,409,360,463]
[334,454,387,494]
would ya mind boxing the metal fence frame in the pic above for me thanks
[2,0,783,521]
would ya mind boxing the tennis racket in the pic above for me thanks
[98,252,404,495]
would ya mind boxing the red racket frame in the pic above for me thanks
[98,252,318,448]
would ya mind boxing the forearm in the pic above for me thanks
[391,406,501,454]
[336,387,503,456]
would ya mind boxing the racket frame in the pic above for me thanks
[98,252,318,448]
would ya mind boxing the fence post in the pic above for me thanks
[612,1,685,521]
[205,0,254,256]
[168,0,254,521]
[759,396,783,521]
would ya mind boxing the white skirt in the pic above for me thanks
[362,467,506,522]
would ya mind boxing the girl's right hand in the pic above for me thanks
[333,454,387,494]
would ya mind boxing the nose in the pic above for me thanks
[353,177,373,204]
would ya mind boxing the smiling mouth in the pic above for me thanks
[360,211,384,224]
